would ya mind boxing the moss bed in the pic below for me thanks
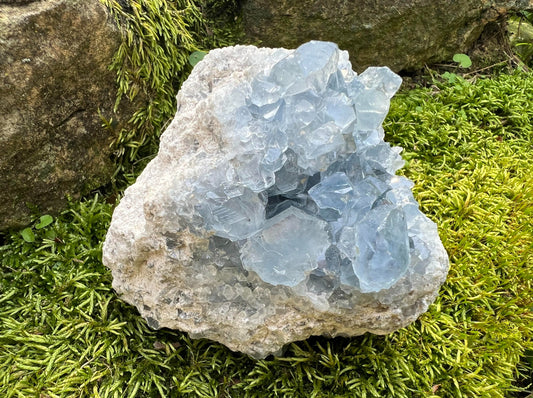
[1,1,532,397]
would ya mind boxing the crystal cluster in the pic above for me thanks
[193,41,420,294]
[103,41,449,358]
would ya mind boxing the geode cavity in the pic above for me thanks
[103,41,449,358]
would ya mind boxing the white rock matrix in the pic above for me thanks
[103,41,449,358]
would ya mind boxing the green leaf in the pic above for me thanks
[35,214,53,229]
[452,53,472,68]
[21,227,35,243]
[44,230,57,240]
[441,71,457,83]
[188,51,206,67]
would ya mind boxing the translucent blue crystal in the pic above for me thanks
[323,94,356,132]
[350,205,410,292]
[358,67,403,99]
[191,40,433,293]
[308,172,354,215]
[196,188,266,241]
[102,42,451,358]
[241,207,330,287]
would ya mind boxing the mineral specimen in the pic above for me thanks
[103,41,449,358]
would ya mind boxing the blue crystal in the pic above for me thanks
[308,172,354,214]
[358,67,403,99]
[192,40,427,293]
[241,207,330,287]
[350,205,410,292]
[323,93,356,132]
[196,188,266,241]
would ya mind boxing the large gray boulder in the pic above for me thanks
[241,0,533,72]
[0,0,135,230]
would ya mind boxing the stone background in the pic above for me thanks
[0,0,137,230]
[241,0,533,72]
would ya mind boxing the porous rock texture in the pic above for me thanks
[241,0,533,72]
[0,0,136,230]
[103,43,449,358]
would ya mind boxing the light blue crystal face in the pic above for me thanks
[337,205,410,292]
[241,207,330,287]
[192,41,432,294]
[196,187,266,241]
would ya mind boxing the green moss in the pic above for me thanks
[100,0,242,187]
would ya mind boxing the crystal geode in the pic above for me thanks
[103,41,449,358]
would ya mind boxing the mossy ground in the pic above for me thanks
[1,1,533,397]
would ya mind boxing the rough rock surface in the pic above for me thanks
[241,0,533,72]
[103,42,449,358]
[0,0,135,230]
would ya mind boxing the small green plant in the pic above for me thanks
[440,71,461,84]
[20,214,55,243]
[189,50,207,66]
[452,53,472,68]
[439,53,472,84]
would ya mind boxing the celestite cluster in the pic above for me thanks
[103,41,449,358]
[196,41,418,293]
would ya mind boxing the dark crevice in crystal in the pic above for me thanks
[306,172,321,190]
[265,171,321,219]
